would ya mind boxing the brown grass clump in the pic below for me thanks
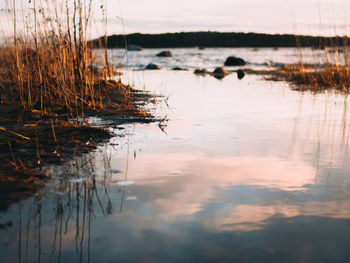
[257,63,350,93]
[0,0,155,207]
[0,0,135,118]
[250,42,350,92]
[247,61,350,93]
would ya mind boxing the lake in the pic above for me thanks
[1,47,350,262]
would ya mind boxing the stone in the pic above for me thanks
[156,51,172,57]
[172,67,187,71]
[194,68,211,75]
[145,63,161,70]
[213,67,228,79]
[224,56,246,66]
[237,69,245,79]
[127,44,143,51]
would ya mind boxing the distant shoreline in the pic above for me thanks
[89,31,350,49]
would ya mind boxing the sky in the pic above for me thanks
[106,0,350,36]
[1,0,350,38]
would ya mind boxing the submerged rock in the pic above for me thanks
[145,63,161,70]
[213,67,229,79]
[156,50,172,57]
[127,44,143,51]
[224,56,246,66]
[237,69,245,79]
[172,67,187,71]
[194,68,211,75]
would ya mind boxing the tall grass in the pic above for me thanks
[276,36,350,92]
[0,0,117,118]
[263,43,350,92]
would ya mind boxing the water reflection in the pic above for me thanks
[2,69,350,262]
[0,149,128,262]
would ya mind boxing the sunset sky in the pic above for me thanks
[1,0,350,37]
[105,0,350,36]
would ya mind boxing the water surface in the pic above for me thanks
[1,48,350,262]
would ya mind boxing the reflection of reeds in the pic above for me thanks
[14,149,128,262]
[287,90,350,184]
[280,38,350,178]
[0,0,155,200]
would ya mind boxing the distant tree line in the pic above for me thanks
[89,32,350,49]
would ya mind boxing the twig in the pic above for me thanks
[0,126,31,141]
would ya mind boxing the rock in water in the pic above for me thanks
[145,63,161,70]
[172,67,187,71]
[213,67,229,79]
[237,69,245,79]
[156,51,172,57]
[127,44,143,51]
[224,56,246,66]
[194,68,211,75]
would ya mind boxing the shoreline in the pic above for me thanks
[0,79,157,211]
[89,31,350,49]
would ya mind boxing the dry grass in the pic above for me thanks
[248,46,350,93]
[243,35,350,92]
[255,63,350,92]
[0,0,143,118]
[0,0,155,205]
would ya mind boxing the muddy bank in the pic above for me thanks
[0,79,157,211]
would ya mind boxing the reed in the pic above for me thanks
[266,37,350,92]
[266,63,350,92]
[0,0,155,198]
[0,0,127,119]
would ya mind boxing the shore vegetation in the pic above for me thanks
[253,46,350,93]
[0,0,155,208]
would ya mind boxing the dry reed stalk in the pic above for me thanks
[265,35,350,92]
[0,0,122,120]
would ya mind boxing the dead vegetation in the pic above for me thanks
[245,38,350,92]
[247,62,350,93]
[264,63,350,92]
[0,0,156,207]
